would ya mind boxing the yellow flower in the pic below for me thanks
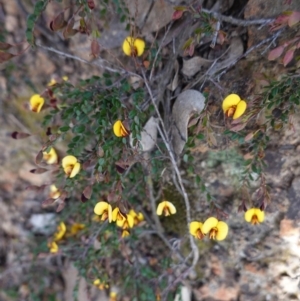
[49,185,61,199]
[48,241,59,253]
[129,209,144,225]
[43,147,58,165]
[94,201,113,223]
[70,223,85,235]
[112,207,126,222]
[62,76,68,81]
[116,214,134,229]
[222,94,247,119]
[121,230,130,237]
[29,94,44,113]
[113,120,129,137]
[109,291,117,301]
[202,217,228,241]
[122,36,145,57]
[53,222,66,241]
[48,76,68,86]
[244,208,265,225]
[156,201,176,216]
[189,221,204,240]
[62,155,81,178]
[93,279,109,290]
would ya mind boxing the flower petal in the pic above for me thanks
[113,120,123,137]
[94,201,109,215]
[166,201,177,214]
[216,221,229,241]
[43,148,58,164]
[233,100,247,119]
[189,221,203,236]
[62,155,78,168]
[54,221,66,241]
[122,36,135,56]
[70,162,81,178]
[128,209,137,218]
[107,204,113,223]
[122,230,130,237]
[156,201,166,215]
[222,94,241,113]
[254,208,265,223]
[202,217,219,234]
[30,94,44,113]
[49,241,59,253]
[127,214,134,228]
[134,38,145,56]
[244,208,256,222]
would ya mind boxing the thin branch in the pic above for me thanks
[202,8,274,27]
[141,69,199,270]
[36,43,142,79]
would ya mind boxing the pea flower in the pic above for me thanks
[94,201,113,223]
[113,120,129,137]
[122,36,145,57]
[62,155,81,178]
[112,207,126,222]
[48,241,59,253]
[49,185,61,199]
[48,76,68,86]
[93,279,109,290]
[156,200,176,216]
[189,221,204,240]
[29,94,44,113]
[116,214,134,230]
[222,94,247,119]
[129,209,144,225]
[121,230,130,238]
[245,208,265,225]
[202,217,228,241]
[69,223,85,236]
[43,147,58,165]
[109,291,117,301]
[53,221,66,241]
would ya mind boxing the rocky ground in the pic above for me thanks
[1,0,300,301]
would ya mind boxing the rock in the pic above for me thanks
[29,213,56,235]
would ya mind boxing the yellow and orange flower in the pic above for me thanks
[222,94,247,120]
[129,209,144,225]
[113,120,129,137]
[156,200,176,216]
[112,207,126,223]
[49,185,61,199]
[29,94,44,113]
[48,241,59,253]
[53,221,66,241]
[43,147,58,165]
[93,279,109,290]
[122,36,145,57]
[94,201,113,223]
[116,214,134,230]
[202,217,228,241]
[189,221,204,240]
[244,208,265,225]
[62,155,81,178]
[69,223,85,236]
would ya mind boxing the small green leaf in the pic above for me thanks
[60,126,70,132]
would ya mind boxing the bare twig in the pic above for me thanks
[201,8,274,27]
[36,43,142,79]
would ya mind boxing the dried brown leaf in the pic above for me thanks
[0,42,13,51]
[83,185,93,200]
[11,131,31,139]
[30,168,49,174]
[0,51,16,64]
[42,198,56,207]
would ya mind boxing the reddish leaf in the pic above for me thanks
[288,11,300,27]
[172,10,184,20]
[42,198,56,207]
[35,150,43,165]
[244,132,254,141]
[0,42,13,51]
[87,0,95,9]
[63,18,77,39]
[83,185,92,200]
[230,123,247,132]
[0,51,16,64]
[283,47,295,66]
[188,43,195,56]
[90,39,100,58]
[268,45,285,60]
[218,30,226,45]
[107,191,115,202]
[56,201,66,212]
[49,11,66,31]
[11,131,31,139]
[30,168,49,174]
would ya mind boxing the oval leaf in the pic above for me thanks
[268,46,284,60]
[30,168,49,174]
[288,11,300,27]
[11,131,31,139]
[0,51,16,64]
[83,185,92,200]
[0,42,13,51]
[283,47,295,66]
[42,198,56,207]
